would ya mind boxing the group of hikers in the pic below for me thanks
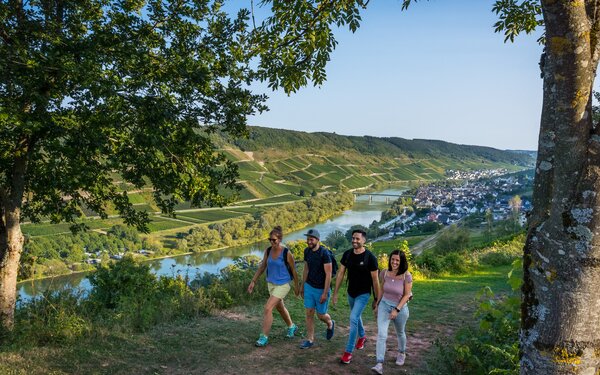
[247,226,413,374]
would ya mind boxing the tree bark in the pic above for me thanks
[521,1,600,373]
[0,145,29,331]
[0,207,24,332]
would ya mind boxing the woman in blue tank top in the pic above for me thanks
[247,226,300,347]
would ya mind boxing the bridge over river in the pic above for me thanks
[352,192,414,203]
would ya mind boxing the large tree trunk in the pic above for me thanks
[0,208,24,332]
[520,1,600,373]
[0,146,29,331]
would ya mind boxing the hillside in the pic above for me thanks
[223,126,535,200]
[20,127,534,238]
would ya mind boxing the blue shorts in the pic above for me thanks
[304,282,330,315]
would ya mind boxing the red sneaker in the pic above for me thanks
[355,336,367,350]
[340,351,353,364]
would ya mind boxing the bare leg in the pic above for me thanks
[317,312,333,329]
[305,308,316,342]
[261,296,282,336]
[275,298,293,327]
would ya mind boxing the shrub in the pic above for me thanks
[88,256,156,310]
[13,290,90,346]
[426,262,521,375]
[440,252,470,274]
[476,234,524,267]
[415,250,443,274]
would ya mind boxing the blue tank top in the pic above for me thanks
[266,248,292,285]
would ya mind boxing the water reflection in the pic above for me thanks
[17,187,406,301]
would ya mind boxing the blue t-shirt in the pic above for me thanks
[304,245,331,289]
[266,248,292,285]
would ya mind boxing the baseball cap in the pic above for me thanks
[304,228,320,240]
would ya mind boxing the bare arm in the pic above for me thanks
[376,271,385,304]
[370,269,380,309]
[247,249,268,293]
[332,264,346,305]
[287,250,300,295]
[320,262,332,303]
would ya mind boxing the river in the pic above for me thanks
[17,188,406,302]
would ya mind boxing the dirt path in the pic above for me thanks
[202,311,447,375]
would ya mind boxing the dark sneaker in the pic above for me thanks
[299,340,314,349]
[286,324,298,338]
[340,351,353,364]
[326,320,335,340]
[356,336,367,350]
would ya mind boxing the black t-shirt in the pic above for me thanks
[341,249,378,298]
[304,245,332,289]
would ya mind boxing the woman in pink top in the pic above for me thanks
[371,250,413,374]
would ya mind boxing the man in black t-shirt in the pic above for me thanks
[333,229,379,364]
[298,229,335,349]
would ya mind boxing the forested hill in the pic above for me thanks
[231,126,534,166]
[212,126,535,201]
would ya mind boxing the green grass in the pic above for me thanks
[126,193,148,204]
[226,207,260,215]
[176,209,248,222]
[146,217,196,232]
[21,218,126,237]
[245,195,304,205]
[371,236,427,254]
[0,263,516,374]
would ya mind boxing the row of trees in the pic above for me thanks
[184,192,354,251]
[18,225,149,280]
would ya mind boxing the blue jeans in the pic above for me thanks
[376,299,409,362]
[346,293,371,353]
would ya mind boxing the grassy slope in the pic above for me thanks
[1,265,514,375]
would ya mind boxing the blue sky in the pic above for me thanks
[247,1,546,150]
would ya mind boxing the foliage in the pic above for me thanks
[434,225,470,255]
[87,256,205,330]
[184,192,354,252]
[285,240,307,262]
[19,225,146,281]
[492,0,543,43]
[476,234,525,267]
[255,1,366,93]
[11,290,90,346]
[234,127,535,167]
[427,260,522,375]
[323,229,349,251]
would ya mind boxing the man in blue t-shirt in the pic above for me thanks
[298,228,335,349]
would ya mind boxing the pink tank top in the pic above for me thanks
[382,271,412,303]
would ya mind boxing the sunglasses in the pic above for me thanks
[268,238,278,242]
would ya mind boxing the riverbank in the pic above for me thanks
[18,192,355,284]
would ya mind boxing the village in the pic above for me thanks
[381,169,533,237]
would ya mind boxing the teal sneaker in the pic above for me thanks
[286,324,298,338]
[255,334,268,347]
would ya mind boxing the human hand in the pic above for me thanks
[247,281,255,294]
[319,292,327,304]
[332,293,338,306]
